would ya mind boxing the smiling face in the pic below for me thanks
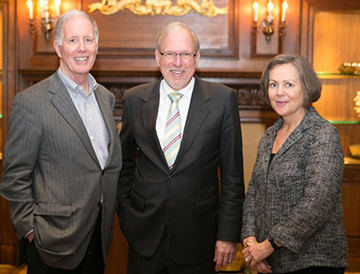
[155,26,200,91]
[54,15,98,84]
[268,63,307,121]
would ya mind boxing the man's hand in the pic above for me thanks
[214,240,237,271]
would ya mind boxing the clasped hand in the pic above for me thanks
[242,237,273,273]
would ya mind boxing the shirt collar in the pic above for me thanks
[57,69,98,96]
[160,77,195,99]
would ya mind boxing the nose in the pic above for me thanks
[173,54,182,66]
[77,40,87,52]
[276,84,285,96]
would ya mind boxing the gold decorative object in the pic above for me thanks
[349,144,360,159]
[88,0,228,17]
[218,244,249,273]
[339,62,360,75]
[354,90,360,118]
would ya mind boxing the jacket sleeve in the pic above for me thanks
[241,131,268,241]
[216,90,245,243]
[118,92,137,207]
[0,92,42,239]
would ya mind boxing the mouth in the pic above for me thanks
[169,69,185,77]
[275,101,288,106]
[74,57,89,62]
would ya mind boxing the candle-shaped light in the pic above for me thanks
[282,0,288,23]
[253,1,259,23]
[267,0,274,22]
[39,0,45,18]
[27,0,33,20]
[55,0,61,17]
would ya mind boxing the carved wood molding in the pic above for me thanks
[19,69,276,123]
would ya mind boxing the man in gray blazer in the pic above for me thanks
[119,22,245,273]
[0,9,122,274]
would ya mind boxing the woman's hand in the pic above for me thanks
[254,260,272,273]
[242,239,273,269]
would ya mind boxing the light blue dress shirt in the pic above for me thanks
[58,69,110,169]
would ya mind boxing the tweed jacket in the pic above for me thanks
[241,107,348,273]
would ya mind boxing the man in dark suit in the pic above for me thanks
[119,22,245,273]
[0,9,122,274]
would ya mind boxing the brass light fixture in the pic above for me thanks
[27,0,61,42]
[252,0,288,43]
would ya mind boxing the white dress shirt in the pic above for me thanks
[156,77,195,149]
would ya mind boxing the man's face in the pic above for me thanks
[54,15,98,84]
[155,27,200,91]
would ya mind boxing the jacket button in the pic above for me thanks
[168,176,173,181]
[102,170,105,175]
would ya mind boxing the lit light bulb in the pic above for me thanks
[267,0,274,22]
[27,0,33,19]
[253,2,259,22]
[282,0,288,23]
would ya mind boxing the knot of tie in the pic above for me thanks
[168,92,183,103]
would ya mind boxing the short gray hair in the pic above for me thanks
[156,22,200,54]
[260,54,322,107]
[54,9,99,45]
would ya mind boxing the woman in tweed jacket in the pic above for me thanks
[241,54,348,274]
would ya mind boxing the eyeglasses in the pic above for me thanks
[159,52,197,59]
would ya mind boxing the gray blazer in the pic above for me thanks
[0,72,122,269]
[241,107,347,272]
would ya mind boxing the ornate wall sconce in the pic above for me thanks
[252,0,288,44]
[27,0,61,42]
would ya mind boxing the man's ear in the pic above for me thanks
[53,40,62,58]
[155,50,161,67]
[195,51,200,67]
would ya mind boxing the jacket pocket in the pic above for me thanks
[196,196,218,216]
[130,191,145,212]
[33,203,72,216]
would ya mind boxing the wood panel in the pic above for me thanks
[343,164,360,272]
[85,0,239,59]
[16,0,302,74]
[335,124,360,159]
[104,215,128,274]
[0,0,19,264]
[0,195,17,263]
[313,12,360,73]
[313,77,360,122]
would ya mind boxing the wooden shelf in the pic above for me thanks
[316,72,360,79]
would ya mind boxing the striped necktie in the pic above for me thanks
[163,92,183,169]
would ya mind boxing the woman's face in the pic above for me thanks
[268,63,307,120]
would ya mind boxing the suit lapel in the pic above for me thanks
[140,81,168,169]
[173,77,211,170]
[94,87,115,168]
[48,73,100,167]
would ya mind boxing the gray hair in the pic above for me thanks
[156,22,200,54]
[260,54,322,107]
[54,9,99,45]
